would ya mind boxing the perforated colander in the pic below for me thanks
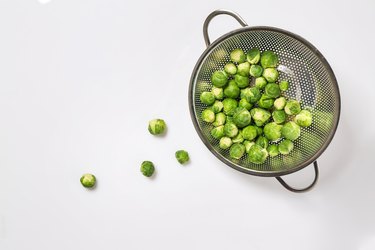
[189,10,341,192]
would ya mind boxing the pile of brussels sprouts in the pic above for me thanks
[200,48,312,164]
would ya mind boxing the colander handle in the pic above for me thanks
[275,161,319,193]
[203,9,248,47]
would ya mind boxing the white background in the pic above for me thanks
[0,0,374,249]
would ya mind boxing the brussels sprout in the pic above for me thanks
[262,68,279,82]
[211,100,223,113]
[230,48,246,63]
[272,110,286,124]
[200,91,215,105]
[226,116,233,124]
[238,98,252,110]
[224,80,240,99]
[224,62,237,75]
[279,80,289,91]
[175,150,189,164]
[232,131,244,143]
[237,62,251,77]
[246,48,261,64]
[263,122,283,141]
[224,122,239,138]
[222,98,238,116]
[229,143,246,159]
[250,108,271,126]
[80,173,96,188]
[267,144,279,157]
[219,137,233,149]
[201,109,215,123]
[255,126,263,136]
[284,100,301,115]
[148,119,167,135]
[249,65,263,77]
[234,74,249,88]
[281,121,301,141]
[211,70,228,87]
[242,125,258,141]
[257,94,275,109]
[248,144,269,164]
[141,161,155,177]
[294,110,313,127]
[260,50,279,68]
[265,83,281,98]
[240,87,261,103]
[274,97,287,110]
[212,112,226,127]
[255,77,267,89]
[211,125,225,139]
[232,107,251,128]
[256,136,269,149]
[278,139,294,155]
[212,86,224,100]
[243,140,255,153]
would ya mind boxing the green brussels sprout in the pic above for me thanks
[226,116,233,123]
[224,62,237,75]
[80,173,96,188]
[246,48,261,64]
[257,94,275,109]
[224,80,240,98]
[232,131,244,144]
[285,100,301,115]
[294,110,313,127]
[232,107,251,128]
[242,125,258,140]
[148,119,167,135]
[141,161,155,177]
[250,108,271,126]
[279,80,289,91]
[281,121,301,141]
[240,87,261,103]
[211,125,225,139]
[237,62,251,77]
[274,96,287,110]
[200,91,215,105]
[230,48,246,63]
[267,144,279,157]
[249,65,263,77]
[260,50,279,68]
[272,110,286,124]
[222,98,238,116]
[211,100,224,113]
[255,77,267,89]
[243,140,255,153]
[201,109,215,123]
[224,122,239,138]
[278,139,294,155]
[212,112,226,127]
[255,126,263,136]
[212,86,224,100]
[219,137,233,149]
[263,122,283,141]
[234,74,249,88]
[248,144,268,164]
[265,83,281,98]
[175,150,189,164]
[229,143,246,159]
[211,70,228,87]
[262,68,279,82]
[238,98,253,110]
[256,136,269,149]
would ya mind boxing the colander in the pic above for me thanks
[189,10,341,192]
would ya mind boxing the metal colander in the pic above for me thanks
[188,10,341,192]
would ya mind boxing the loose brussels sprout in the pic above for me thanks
[212,112,226,127]
[248,144,269,164]
[148,119,167,135]
[229,143,246,159]
[80,173,96,188]
[262,68,279,82]
[238,98,252,110]
[246,48,261,64]
[234,74,249,88]
[256,136,269,149]
[211,125,225,139]
[265,83,281,98]
[272,110,286,124]
[240,87,261,103]
[230,48,246,63]
[224,122,239,138]
[267,144,279,157]
[242,125,258,141]
[224,80,240,99]
[232,107,251,128]
[250,108,271,126]
[278,139,294,155]
[281,121,301,141]
[279,80,289,91]
[226,116,233,124]
[219,137,233,149]
[255,77,267,89]
[285,100,301,115]
[243,140,255,153]
[263,122,283,141]
[255,126,263,136]
[232,131,244,143]
[249,65,263,77]
[175,150,189,164]
[212,86,224,100]
[201,109,215,123]
[222,98,238,116]
[257,94,275,109]
[141,161,155,177]
[237,62,251,77]
[294,110,313,127]
[224,62,237,75]
[200,91,215,105]
[211,70,228,87]
[274,97,287,110]
[260,50,279,68]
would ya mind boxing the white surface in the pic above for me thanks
[0,0,374,249]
